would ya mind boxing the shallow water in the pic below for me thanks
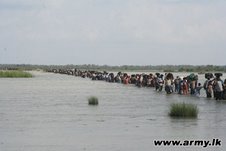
[0,71,226,151]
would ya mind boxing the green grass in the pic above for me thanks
[88,96,99,105]
[169,103,198,118]
[0,70,33,78]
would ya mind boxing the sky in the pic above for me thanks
[0,0,226,65]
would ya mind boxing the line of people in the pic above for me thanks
[47,69,226,100]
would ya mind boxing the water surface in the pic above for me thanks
[0,71,226,151]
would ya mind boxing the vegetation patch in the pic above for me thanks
[0,70,32,78]
[169,103,198,118]
[88,96,99,105]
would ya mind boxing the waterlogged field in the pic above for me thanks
[0,71,226,151]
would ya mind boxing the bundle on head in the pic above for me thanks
[188,73,198,81]
[214,73,223,78]
[165,73,174,80]
[205,73,213,79]
[131,74,135,78]
[155,73,160,77]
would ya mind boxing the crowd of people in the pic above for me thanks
[48,69,226,100]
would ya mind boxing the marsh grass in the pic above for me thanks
[88,96,99,105]
[0,70,32,78]
[169,103,198,118]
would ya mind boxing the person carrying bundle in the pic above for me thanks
[204,73,214,98]
[165,73,174,94]
[223,79,226,100]
[188,73,198,95]
[155,74,164,92]
[182,77,189,95]
[214,73,224,100]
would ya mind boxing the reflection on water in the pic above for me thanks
[0,71,226,151]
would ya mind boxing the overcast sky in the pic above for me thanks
[0,0,226,65]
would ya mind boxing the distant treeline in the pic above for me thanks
[0,64,226,72]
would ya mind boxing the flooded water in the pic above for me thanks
[0,71,226,151]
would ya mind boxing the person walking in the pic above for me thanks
[215,76,224,100]
[204,78,213,98]
[174,76,180,93]
[223,79,226,100]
